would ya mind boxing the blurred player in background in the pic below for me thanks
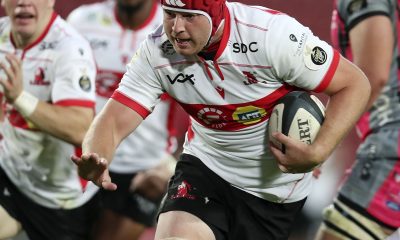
[71,0,371,239]
[0,0,98,239]
[68,0,185,239]
[316,0,400,239]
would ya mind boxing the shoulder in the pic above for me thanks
[49,17,93,56]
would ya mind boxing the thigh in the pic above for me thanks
[156,211,215,240]
[158,154,229,239]
[0,204,21,239]
[95,209,146,240]
[229,187,306,240]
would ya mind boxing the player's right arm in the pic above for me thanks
[72,99,143,190]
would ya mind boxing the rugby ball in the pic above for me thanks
[268,91,325,152]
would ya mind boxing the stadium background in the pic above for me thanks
[1,1,361,239]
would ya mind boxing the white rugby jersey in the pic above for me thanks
[0,13,97,209]
[68,0,179,173]
[113,2,340,203]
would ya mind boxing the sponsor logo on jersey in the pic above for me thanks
[161,40,175,56]
[30,67,50,86]
[304,42,327,70]
[90,39,108,50]
[232,106,266,125]
[232,42,258,53]
[294,32,307,56]
[311,47,327,65]
[197,107,228,129]
[167,73,195,85]
[289,34,298,42]
[165,0,186,7]
[78,48,85,56]
[101,15,113,26]
[38,41,58,51]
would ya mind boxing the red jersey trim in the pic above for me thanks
[54,99,95,108]
[314,49,340,93]
[111,90,151,118]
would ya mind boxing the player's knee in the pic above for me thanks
[0,206,22,239]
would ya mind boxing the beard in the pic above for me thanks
[116,0,147,15]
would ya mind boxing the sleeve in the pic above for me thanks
[338,0,391,31]
[111,39,164,119]
[266,14,340,93]
[51,37,96,108]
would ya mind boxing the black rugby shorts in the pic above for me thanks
[0,166,100,240]
[159,154,306,240]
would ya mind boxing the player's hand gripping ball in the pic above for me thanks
[268,91,325,152]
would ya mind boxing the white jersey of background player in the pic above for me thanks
[0,14,96,208]
[68,0,177,175]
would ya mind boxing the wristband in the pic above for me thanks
[13,91,39,117]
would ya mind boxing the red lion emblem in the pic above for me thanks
[171,180,196,200]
